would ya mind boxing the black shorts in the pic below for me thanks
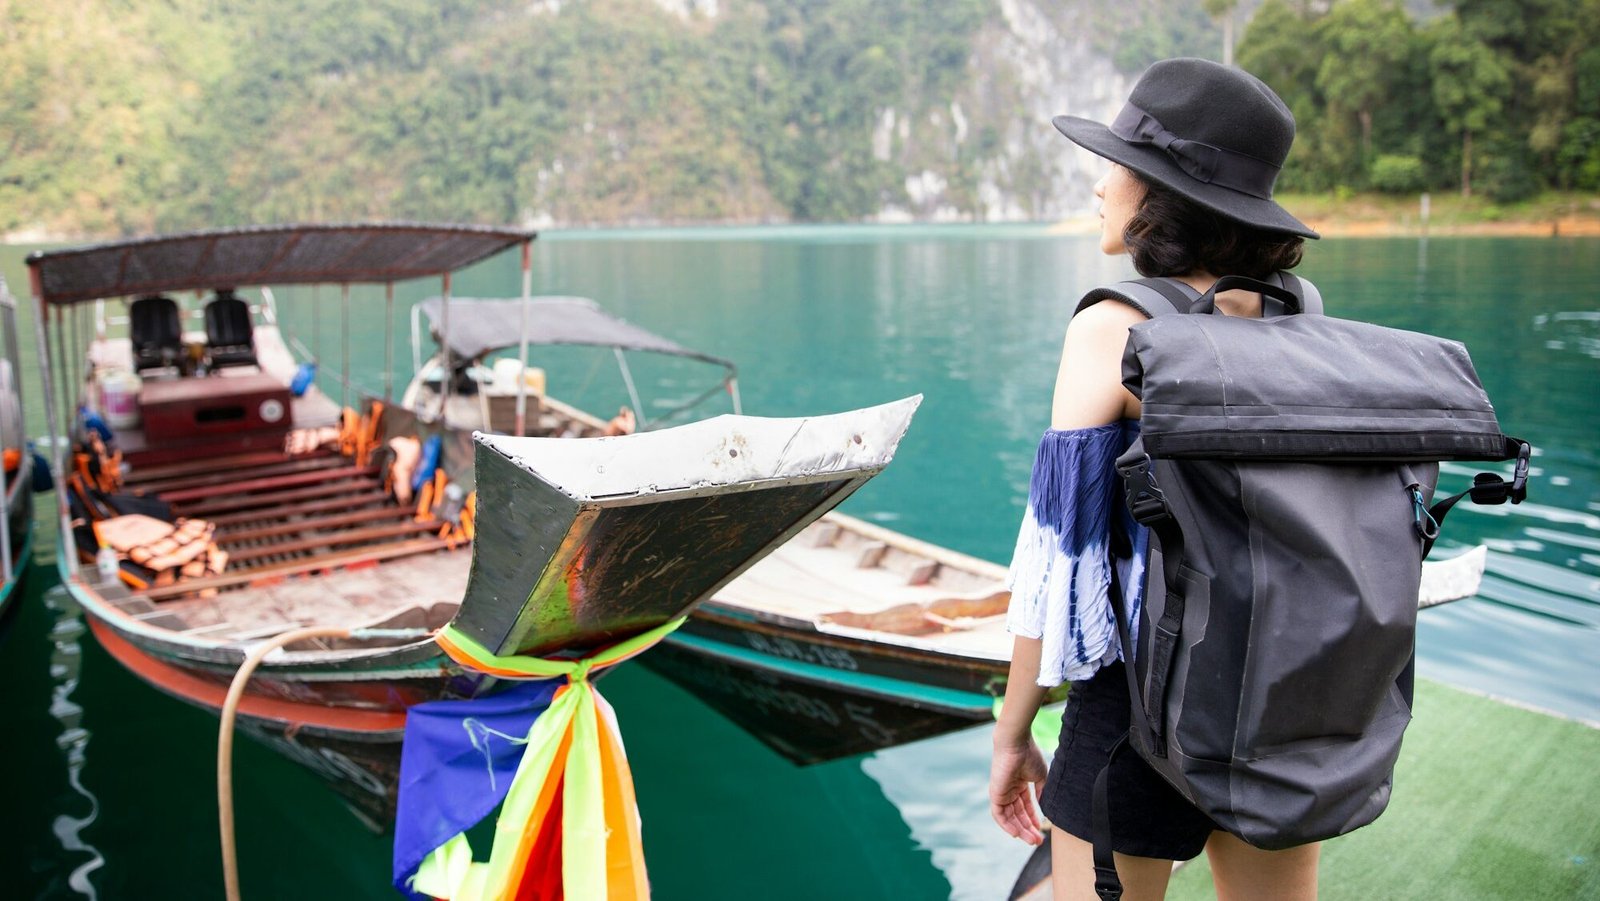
[1039,661,1217,861]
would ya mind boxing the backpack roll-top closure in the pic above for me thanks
[1122,313,1516,463]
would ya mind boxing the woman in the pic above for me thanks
[988,59,1322,901]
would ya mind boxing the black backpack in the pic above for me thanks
[1076,274,1529,901]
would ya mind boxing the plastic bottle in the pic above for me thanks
[80,408,114,442]
[437,483,466,525]
[411,434,442,494]
[290,362,318,397]
[96,543,119,582]
[97,372,142,430]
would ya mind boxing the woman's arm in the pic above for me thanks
[1050,300,1145,429]
[991,635,1049,844]
[994,634,1048,745]
[990,299,1146,843]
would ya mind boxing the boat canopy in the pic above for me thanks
[26,222,535,306]
[417,296,736,373]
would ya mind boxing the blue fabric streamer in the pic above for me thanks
[392,678,563,898]
[1006,420,1148,686]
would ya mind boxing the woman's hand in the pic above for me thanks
[989,737,1049,845]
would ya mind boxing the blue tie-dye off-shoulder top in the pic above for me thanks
[1004,420,1149,687]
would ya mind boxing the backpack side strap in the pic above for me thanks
[1420,438,1531,557]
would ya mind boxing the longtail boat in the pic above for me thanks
[0,277,35,621]
[646,512,1015,763]
[26,225,529,821]
[20,224,821,823]
[647,515,1490,765]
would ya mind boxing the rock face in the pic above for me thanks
[507,0,1141,228]
[875,0,1135,223]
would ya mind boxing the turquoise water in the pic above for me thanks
[3,229,1597,899]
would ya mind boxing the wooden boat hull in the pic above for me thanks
[71,598,480,711]
[0,485,34,624]
[643,601,1006,765]
[88,613,408,823]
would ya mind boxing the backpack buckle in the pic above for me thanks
[1094,865,1125,901]
[1464,443,1532,506]
[1123,457,1173,525]
[1468,472,1511,505]
[1509,441,1531,503]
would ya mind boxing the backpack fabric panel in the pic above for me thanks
[1123,447,1431,848]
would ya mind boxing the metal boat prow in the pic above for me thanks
[451,395,924,658]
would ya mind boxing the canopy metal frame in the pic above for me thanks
[408,295,741,434]
[25,222,537,580]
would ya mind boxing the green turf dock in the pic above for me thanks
[1166,679,1600,900]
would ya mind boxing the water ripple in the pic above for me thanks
[1531,310,1600,360]
[43,585,104,900]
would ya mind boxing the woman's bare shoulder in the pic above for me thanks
[1051,298,1147,428]
[1064,297,1146,345]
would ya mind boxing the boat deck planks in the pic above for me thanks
[217,507,419,543]
[174,477,385,516]
[718,543,985,616]
[123,448,340,487]
[718,517,1005,614]
[205,491,391,527]
[138,536,454,602]
[224,520,444,564]
[161,464,378,504]
[151,549,470,641]
[132,455,348,495]
[123,436,457,620]
[711,514,1015,660]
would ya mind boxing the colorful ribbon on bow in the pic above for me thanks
[408,617,686,901]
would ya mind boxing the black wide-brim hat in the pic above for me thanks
[1055,58,1318,238]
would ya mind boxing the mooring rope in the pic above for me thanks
[217,626,432,901]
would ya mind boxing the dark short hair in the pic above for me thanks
[1123,177,1304,280]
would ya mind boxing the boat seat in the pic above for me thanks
[130,295,182,373]
[204,289,257,369]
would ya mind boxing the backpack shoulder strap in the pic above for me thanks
[1079,274,1323,317]
[1075,277,1202,319]
[1276,271,1324,315]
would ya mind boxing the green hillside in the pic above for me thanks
[0,0,1218,235]
[3,0,1594,237]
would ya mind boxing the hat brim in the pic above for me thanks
[1053,115,1319,239]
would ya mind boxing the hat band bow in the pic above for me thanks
[1110,103,1280,201]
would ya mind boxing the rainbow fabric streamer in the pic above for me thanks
[398,617,685,901]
